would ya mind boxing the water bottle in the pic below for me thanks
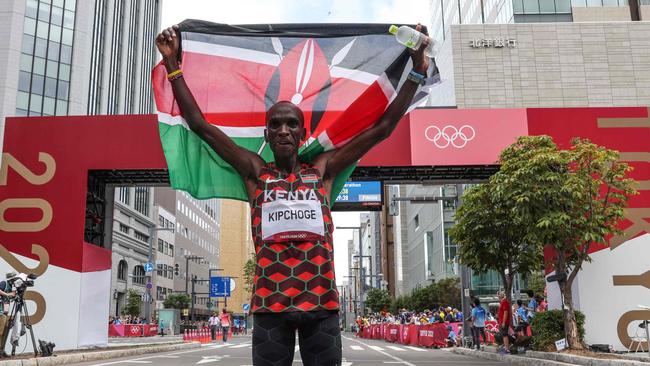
[388,25,435,58]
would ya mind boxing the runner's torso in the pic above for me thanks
[250,163,338,313]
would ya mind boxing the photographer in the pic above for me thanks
[0,272,16,357]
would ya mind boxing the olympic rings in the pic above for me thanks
[424,125,475,148]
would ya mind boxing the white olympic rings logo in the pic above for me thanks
[424,125,476,149]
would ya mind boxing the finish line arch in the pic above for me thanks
[1,107,648,350]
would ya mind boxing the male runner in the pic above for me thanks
[156,23,430,366]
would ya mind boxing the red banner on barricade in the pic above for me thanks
[109,324,159,337]
[484,321,498,344]
[372,325,381,339]
[418,324,435,347]
[399,324,409,344]
[386,325,399,343]
[431,323,448,347]
[408,325,419,346]
[363,326,371,339]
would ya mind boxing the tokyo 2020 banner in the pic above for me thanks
[1,107,648,350]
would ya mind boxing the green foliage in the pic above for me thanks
[163,293,190,310]
[526,271,546,296]
[389,279,460,313]
[530,310,585,351]
[365,288,391,313]
[122,289,142,317]
[243,255,256,294]
[450,136,636,349]
[435,277,461,310]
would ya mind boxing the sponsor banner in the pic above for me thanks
[409,108,528,166]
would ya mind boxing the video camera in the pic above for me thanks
[7,273,37,295]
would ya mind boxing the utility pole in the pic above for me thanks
[144,225,174,324]
[456,184,473,334]
[185,255,204,295]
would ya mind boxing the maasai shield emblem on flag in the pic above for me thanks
[153,20,440,201]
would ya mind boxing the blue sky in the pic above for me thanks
[162,0,429,27]
[160,0,429,284]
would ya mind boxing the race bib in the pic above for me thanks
[261,199,325,242]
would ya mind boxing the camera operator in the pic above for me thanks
[0,272,16,357]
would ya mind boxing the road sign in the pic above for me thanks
[143,262,154,273]
[242,303,250,312]
[146,282,152,290]
[210,276,231,297]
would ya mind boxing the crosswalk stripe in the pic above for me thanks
[404,346,427,352]
[369,345,384,351]
[350,345,364,351]
[387,346,405,351]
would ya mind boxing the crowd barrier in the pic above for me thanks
[109,324,159,337]
[358,321,500,347]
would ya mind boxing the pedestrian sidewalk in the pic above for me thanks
[452,346,650,366]
[0,337,198,366]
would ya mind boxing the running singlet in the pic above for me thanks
[250,163,338,313]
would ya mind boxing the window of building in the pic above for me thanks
[514,0,572,13]
[132,265,145,285]
[414,214,419,230]
[119,223,129,234]
[156,263,163,276]
[118,187,130,204]
[571,0,628,5]
[444,223,458,265]
[134,187,150,216]
[117,259,127,281]
[159,215,164,227]
[134,230,149,243]
[16,0,75,116]
[425,231,434,277]
[168,244,174,257]
[158,238,164,252]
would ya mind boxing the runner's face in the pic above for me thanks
[265,102,306,159]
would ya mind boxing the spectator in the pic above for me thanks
[446,325,457,347]
[497,290,511,355]
[525,290,537,320]
[219,308,231,343]
[515,300,528,336]
[470,298,487,351]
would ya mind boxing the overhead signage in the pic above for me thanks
[210,276,231,297]
[332,181,383,211]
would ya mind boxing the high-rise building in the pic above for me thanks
[0,0,161,154]
[155,187,221,320]
[390,0,650,301]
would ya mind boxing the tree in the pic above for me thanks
[122,289,143,317]
[163,293,190,310]
[365,288,391,313]
[449,176,543,305]
[494,136,636,349]
[436,277,461,310]
[526,270,546,296]
[242,255,256,294]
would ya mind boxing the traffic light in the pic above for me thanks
[174,263,179,276]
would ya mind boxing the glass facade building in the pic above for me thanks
[17,0,76,116]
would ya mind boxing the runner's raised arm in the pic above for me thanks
[155,25,264,197]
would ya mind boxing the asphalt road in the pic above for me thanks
[71,333,505,366]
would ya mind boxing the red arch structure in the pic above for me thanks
[1,106,648,350]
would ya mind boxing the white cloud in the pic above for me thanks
[161,0,432,29]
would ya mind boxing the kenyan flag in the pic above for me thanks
[152,20,439,201]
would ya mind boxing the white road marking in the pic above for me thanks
[369,345,384,351]
[404,346,427,352]
[387,346,405,351]
[196,355,223,364]
[350,345,364,351]
[229,343,252,348]
[295,345,300,352]
[342,335,416,366]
